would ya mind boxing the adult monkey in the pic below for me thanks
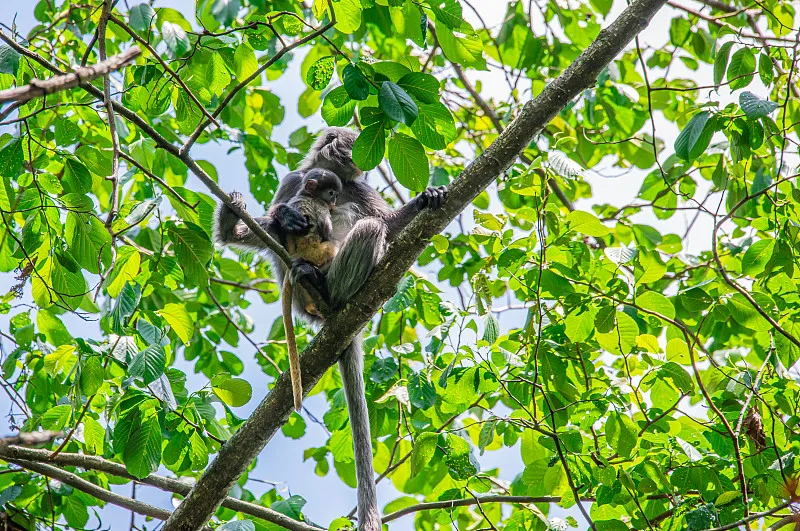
[214,127,447,531]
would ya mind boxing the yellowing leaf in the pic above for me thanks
[566,210,609,237]
[157,303,194,344]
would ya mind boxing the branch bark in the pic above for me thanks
[0,446,322,531]
[160,1,669,529]
[0,46,140,104]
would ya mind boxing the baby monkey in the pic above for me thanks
[282,168,342,411]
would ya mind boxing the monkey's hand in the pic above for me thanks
[273,204,310,235]
[228,191,247,211]
[415,186,447,210]
[290,258,330,303]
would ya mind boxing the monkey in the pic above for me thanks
[214,127,446,531]
[280,168,342,412]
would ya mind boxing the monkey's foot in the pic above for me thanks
[420,186,447,209]
[229,191,246,210]
[291,258,330,302]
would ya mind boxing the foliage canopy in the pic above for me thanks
[0,0,798,530]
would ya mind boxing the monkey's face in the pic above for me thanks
[322,187,338,210]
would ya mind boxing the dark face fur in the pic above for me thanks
[303,168,342,209]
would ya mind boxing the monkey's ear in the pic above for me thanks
[305,179,318,192]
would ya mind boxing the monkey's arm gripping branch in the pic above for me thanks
[160,0,669,529]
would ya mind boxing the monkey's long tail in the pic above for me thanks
[282,276,303,412]
[339,338,380,531]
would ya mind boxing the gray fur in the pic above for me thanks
[213,128,447,531]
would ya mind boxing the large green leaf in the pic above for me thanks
[379,82,419,126]
[123,416,162,479]
[388,133,429,191]
[352,123,386,171]
[674,111,713,161]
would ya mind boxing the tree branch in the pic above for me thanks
[381,495,560,523]
[158,1,669,530]
[7,458,178,523]
[451,61,575,211]
[0,446,322,531]
[0,46,140,104]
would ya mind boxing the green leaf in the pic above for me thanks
[388,133,428,191]
[161,22,190,57]
[129,3,156,32]
[482,314,499,343]
[37,309,71,346]
[658,362,694,394]
[55,117,80,145]
[342,63,370,100]
[674,111,713,161]
[566,210,609,237]
[759,53,774,86]
[0,45,20,75]
[321,86,356,127]
[334,0,362,33]
[352,123,386,171]
[739,91,778,118]
[83,416,106,455]
[407,373,436,409]
[219,521,256,531]
[80,357,105,395]
[369,357,398,383]
[63,158,92,193]
[397,72,440,104]
[411,432,438,475]
[436,24,486,69]
[41,404,72,430]
[444,435,478,479]
[429,0,463,29]
[169,224,213,287]
[727,47,755,90]
[606,411,637,458]
[0,139,23,177]
[66,212,113,274]
[565,310,595,343]
[775,318,800,369]
[728,293,771,331]
[637,291,675,320]
[410,102,456,150]
[123,416,162,479]
[157,302,194,344]
[211,0,240,26]
[129,345,166,384]
[713,41,733,86]
[379,82,419,126]
[207,53,230,96]
[110,282,141,335]
[306,56,335,91]
[44,345,77,377]
[741,238,775,276]
[105,246,141,297]
[212,376,253,407]
[234,43,258,80]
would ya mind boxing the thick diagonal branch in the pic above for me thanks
[159,1,669,530]
[0,46,140,104]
